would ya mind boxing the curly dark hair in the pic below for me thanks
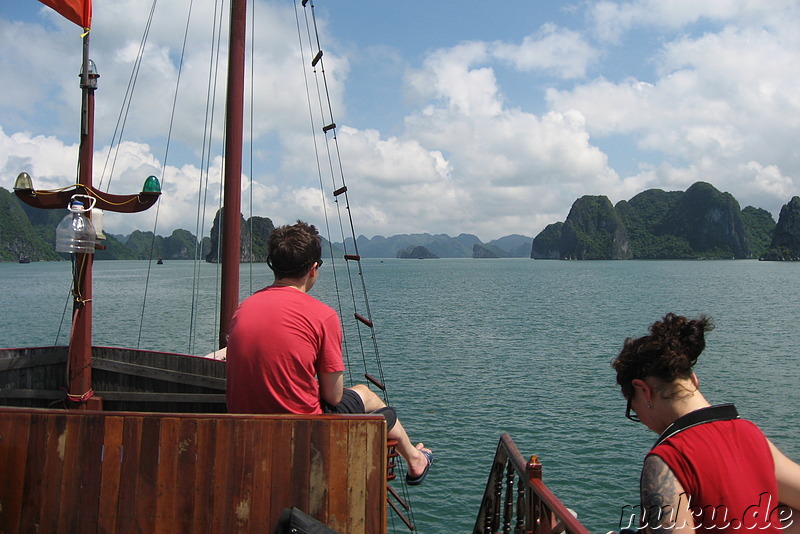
[612,313,714,399]
[266,220,322,278]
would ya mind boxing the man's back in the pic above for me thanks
[226,286,344,414]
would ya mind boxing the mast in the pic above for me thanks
[219,0,247,348]
[68,31,98,409]
[15,3,160,408]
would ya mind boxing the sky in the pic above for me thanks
[1,0,799,242]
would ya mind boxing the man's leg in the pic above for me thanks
[349,384,432,480]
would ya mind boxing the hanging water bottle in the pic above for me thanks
[55,195,97,254]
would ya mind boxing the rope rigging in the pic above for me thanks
[96,0,159,195]
[294,1,417,530]
[295,0,389,402]
[90,0,417,526]
[188,0,228,355]
[137,0,195,350]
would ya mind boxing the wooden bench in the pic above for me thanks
[0,407,387,533]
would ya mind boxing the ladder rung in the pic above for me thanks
[387,484,410,511]
[354,313,373,328]
[333,186,347,196]
[344,254,360,261]
[322,123,336,133]
[365,373,385,390]
[311,50,323,67]
[387,497,415,530]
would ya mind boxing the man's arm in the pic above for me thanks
[640,455,695,534]
[318,371,343,407]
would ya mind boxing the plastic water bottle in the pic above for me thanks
[55,200,96,254]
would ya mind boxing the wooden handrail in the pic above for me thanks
[473,433,591,534]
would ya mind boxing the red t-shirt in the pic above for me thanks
[649,418,782,532]
[225,286,344,414]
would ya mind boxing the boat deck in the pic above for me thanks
[0,407,387,533]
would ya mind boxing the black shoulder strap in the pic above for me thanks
[651,403,739,449]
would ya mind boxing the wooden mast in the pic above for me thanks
[219,0,246,348]
[14,3,160,409]
[68,31,97,409]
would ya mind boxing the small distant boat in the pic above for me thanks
[18,255,31,264]
[156,257,163,264]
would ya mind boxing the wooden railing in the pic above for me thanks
[0,407,387,534]
[0,346,226,412]
[474,434,591,534]
[1,347,418,532]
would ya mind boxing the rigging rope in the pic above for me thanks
[99,0,228,355]
[189,0,227,355]
[97,0,159,193]
[83,0,160,349]
[296,0,392,406]
[294,1,416,529]
[137,0,196,349]
[291,1,354,386]
[81,2,418,526]
[247,0,256,295]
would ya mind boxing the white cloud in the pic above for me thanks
[1,128,79,187]
[3,0,800,242]
[403,43,623,238]
[407,42,499,116]
[491,23,597,79]
[0,126,226,236]
[590,0,798,43]
[548,6,800,218]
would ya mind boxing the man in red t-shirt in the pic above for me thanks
[226,221,433,485]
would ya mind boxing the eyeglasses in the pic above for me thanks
[625,397,641,423]
[315,259,323,269]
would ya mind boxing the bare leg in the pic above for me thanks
[349,384,432,479]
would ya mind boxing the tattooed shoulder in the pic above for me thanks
[640,455,682,534]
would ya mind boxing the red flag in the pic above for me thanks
[38,0,92,29]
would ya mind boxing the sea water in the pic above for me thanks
[1,258,798,533]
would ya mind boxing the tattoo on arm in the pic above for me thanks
[641,455,682,534]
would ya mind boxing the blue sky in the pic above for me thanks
[2,1,799,241]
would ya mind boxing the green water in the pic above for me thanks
[2,258,798,533]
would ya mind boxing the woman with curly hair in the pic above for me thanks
[612,313,800,533]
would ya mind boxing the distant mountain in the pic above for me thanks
[473,243,502,258]
[3,186,214,262]
[347,233,476,258]
[487,234,533,257]
[343,233,532,258]
[115,228,210,261]
[4,188,531,262]
[532,182,778,260]
[205,208,275,263]
[560,195,631,260]
[397,246,438,259]
[761,196,800,260]
[26,182,800,263]
[740,206,777,259]
[0,187,61,261]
